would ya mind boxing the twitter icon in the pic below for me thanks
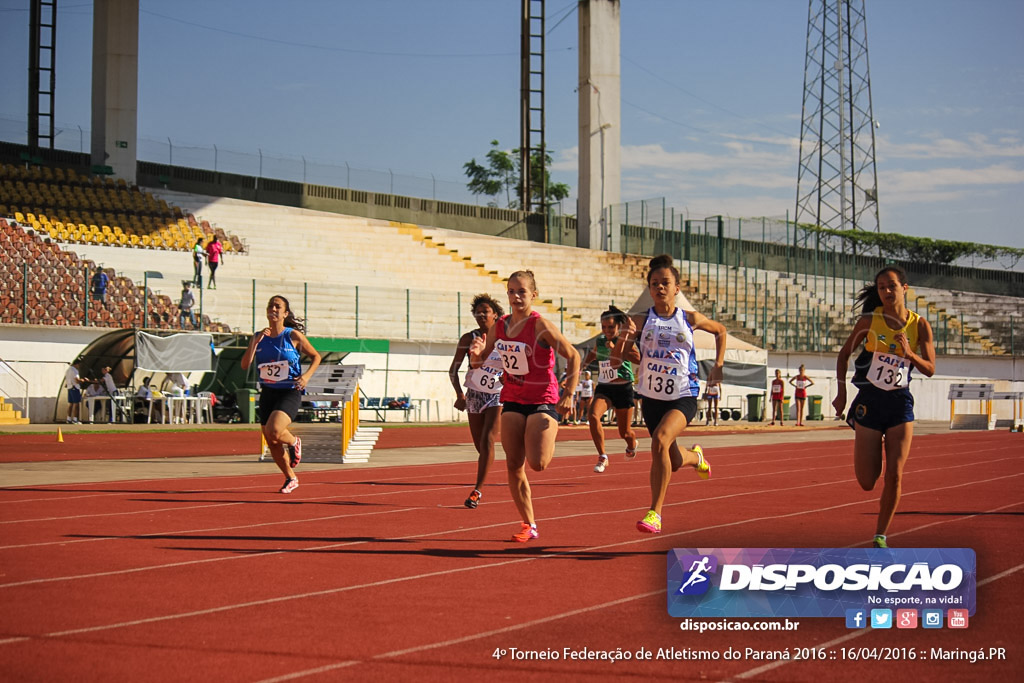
[871,609,892,629]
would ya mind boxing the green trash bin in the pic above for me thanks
[807,395,823,421]
[236,388,257,423]
[746,393,764,422]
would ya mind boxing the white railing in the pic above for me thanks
[0,357,29,421]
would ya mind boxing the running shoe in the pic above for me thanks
[636,510,662,534]
[625,444,637,459]
[594,454,609,473]
[873,535,889,549]
[692,444,711,480]
[280,477,299,494]
[288,437,302,468]
[511,522,538,542]
[464,489,482,509]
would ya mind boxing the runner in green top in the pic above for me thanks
[580,306,640,473]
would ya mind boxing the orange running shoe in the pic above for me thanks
[511,522,538,542]
[464,489,482,509]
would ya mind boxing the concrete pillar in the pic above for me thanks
[91,0,139,183]
[577,0,621,251]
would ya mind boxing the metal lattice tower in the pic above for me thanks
[519,0,545,214]
[795,0,880,232]
[28,0,58,150]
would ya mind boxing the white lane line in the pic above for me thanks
[1,457,1019,588]
[0,441,1008,531]
[0,472,1018,647]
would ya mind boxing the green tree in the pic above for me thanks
[464,140,571,210]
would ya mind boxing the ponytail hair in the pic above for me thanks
[854,266,908,316]
[601,304,628,327]
[508,269,537,291]
[646,254,681,285]
[269,295,306,333]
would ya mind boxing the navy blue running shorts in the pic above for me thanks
[846,387,915,432]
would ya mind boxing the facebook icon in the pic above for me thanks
[845,609,867,629]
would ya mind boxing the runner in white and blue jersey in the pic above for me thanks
[613,255,727,534]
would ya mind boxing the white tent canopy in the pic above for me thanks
[135,331,214,373]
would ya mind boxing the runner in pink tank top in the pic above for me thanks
[470,270,580,543]
[495,311,560,405]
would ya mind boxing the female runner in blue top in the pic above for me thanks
[241,295,322,493]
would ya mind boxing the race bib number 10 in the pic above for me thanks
[598,360,617,384]
[868,352,909,390]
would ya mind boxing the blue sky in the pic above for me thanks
[1,0,1022,249]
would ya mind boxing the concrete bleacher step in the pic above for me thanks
[0,397,29,425]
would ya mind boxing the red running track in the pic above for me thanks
[0,431,1021,681]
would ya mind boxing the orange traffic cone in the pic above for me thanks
[57,427,64,443]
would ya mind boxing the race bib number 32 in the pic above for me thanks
[495,340,529,376]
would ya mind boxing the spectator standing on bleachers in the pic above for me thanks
[833,266,936,550]
[179,282,197,330]
[241,295,322,494]
[769,369,786,425]
[468,270,580,542]
[91,269,109,307]
[617,255,723,535]
[788,365,814,427]
[448,293,505,511]
[64,359,84,424]
[192,238,205,284]
[205,236,223,289]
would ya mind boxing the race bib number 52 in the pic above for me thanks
[258,360,289,383]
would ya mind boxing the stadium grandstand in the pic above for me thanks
[2,142,1023,426]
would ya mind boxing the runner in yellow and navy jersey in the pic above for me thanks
[834,266,936,548]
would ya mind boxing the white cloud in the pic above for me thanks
[880,132,1024,160]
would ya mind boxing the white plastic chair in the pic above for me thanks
[197,391,214,424]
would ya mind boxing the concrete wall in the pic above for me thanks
[3,323,1021,424]
[0,325,110,422]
